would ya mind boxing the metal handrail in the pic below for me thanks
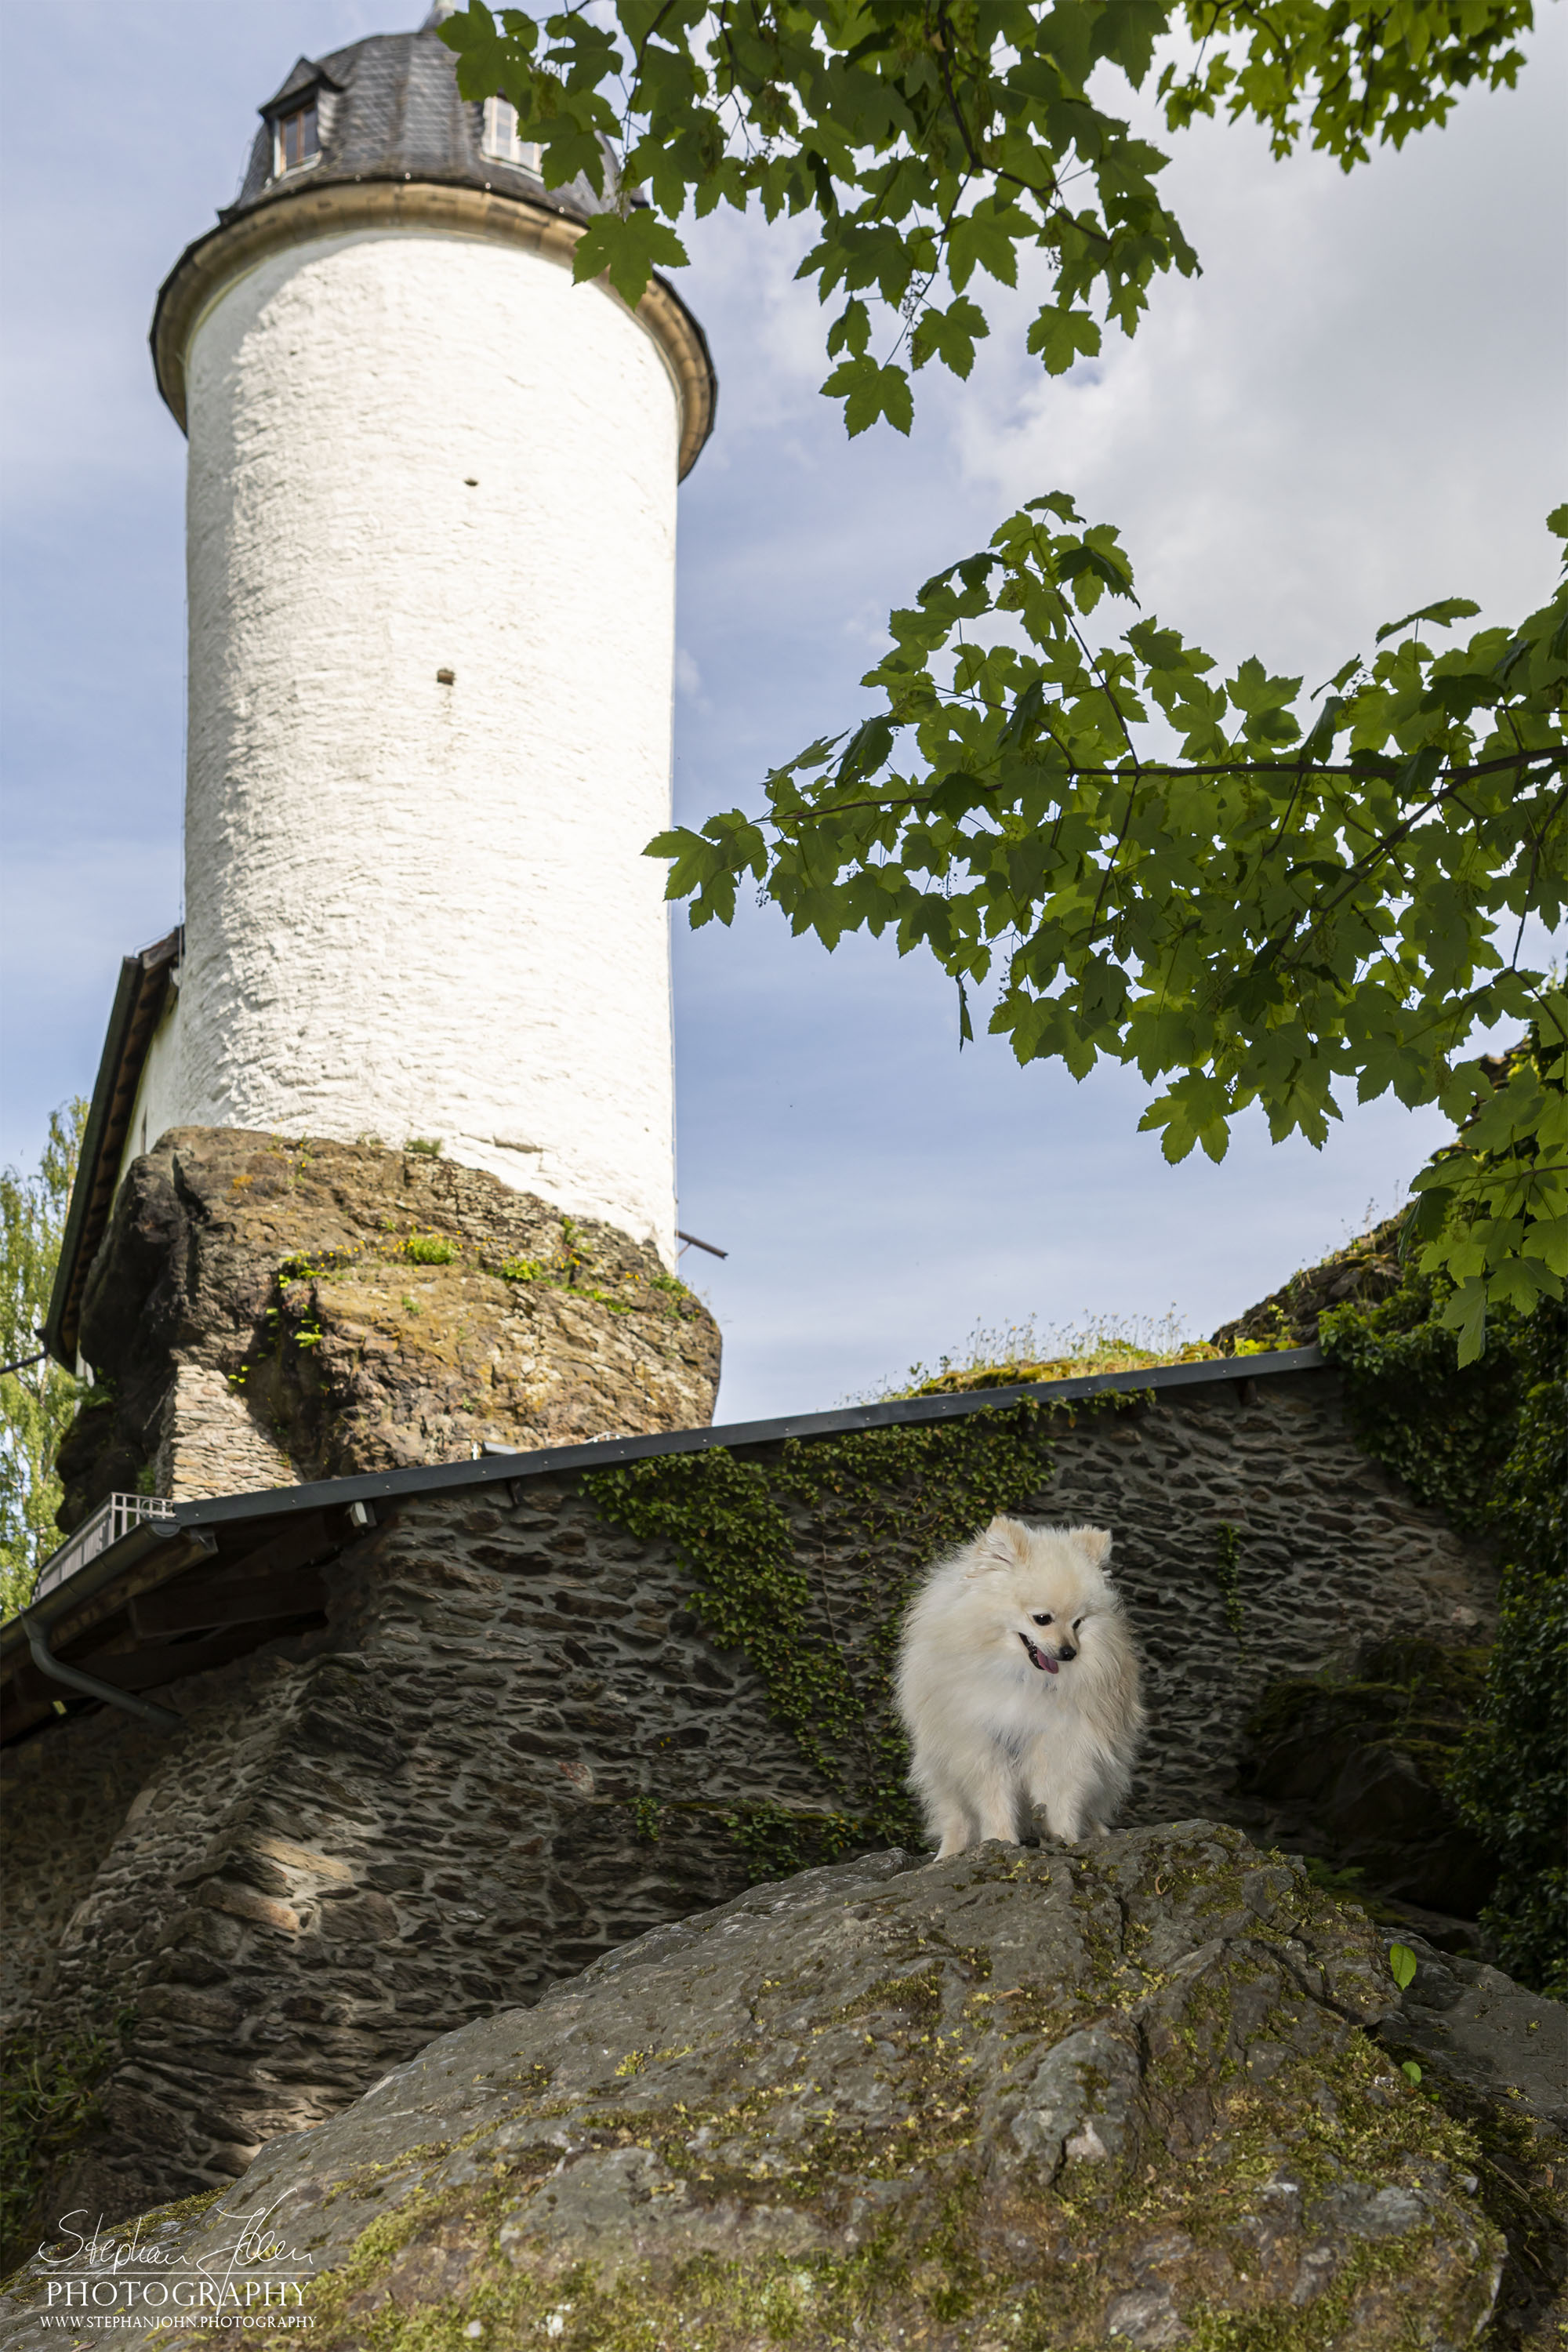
[32,1493,176,1605]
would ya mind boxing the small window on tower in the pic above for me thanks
[274,103,320,176]
[482,96,541,172]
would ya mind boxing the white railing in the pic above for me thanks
[32,1494,176,1604]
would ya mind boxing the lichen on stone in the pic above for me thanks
[56,1129,721,1520]
[2,1824,1526,2350]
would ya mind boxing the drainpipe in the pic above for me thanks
[18,1611,184,1733]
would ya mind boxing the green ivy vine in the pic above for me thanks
[1443,1301,1567,1997]
[586,1394,1141,1875]
[1321,1282,1566,1994]
[1321,1277,1525,1533]
[0,2013,132,2274]
[1210,1523,1245,1645]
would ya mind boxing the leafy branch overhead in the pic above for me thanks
[440,0,1561,1356]
[440,0,1531,436]
[650,497,1568,1356]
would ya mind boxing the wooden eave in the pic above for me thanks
[44,927,182,1368]
[0,1501,361,1746]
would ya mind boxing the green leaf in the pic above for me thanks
[826,299,872,360]
[948,204,1033,294]
[1091,0,1169,85]
[572,208,689,308]
[1000,679,1048,749]
[1374,597,1482,644]
[910,299,989,379]
[836,717,897,783]
[1388,1942,1417,1991]
[1025,305,1102,376]
[820,357,914,437]
[1036,1,1096,87]
[1438,1277,1491,1367]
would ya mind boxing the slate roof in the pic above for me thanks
[223,19,618,230]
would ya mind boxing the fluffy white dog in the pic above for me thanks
[895,1515,1144,1854]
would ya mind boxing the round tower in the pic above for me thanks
[140,11,714,1265]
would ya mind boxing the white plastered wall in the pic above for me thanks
[173,225,681,1259]
[116,993,184,1189]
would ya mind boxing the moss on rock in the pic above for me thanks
[3,1824,1540,2350]
[56,1129,720,1521]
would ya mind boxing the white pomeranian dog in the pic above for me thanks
[895,1515,1144,1855]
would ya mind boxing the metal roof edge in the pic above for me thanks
[158,1343,1328,1533]
[1,1345,1329,1688]
[0,1520,189,1667]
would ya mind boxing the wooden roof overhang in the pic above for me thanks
[1,1493,371,1746]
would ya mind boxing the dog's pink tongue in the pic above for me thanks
[1042,1655,1059,1674]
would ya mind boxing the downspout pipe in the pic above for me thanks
[18,1610,184,1733]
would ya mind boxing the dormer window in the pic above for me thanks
[274,103,319,176]
[482,96,541,172]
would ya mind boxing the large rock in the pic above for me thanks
[1388,1936,1568,2130]
[6,1823,1559,2348]
[59,1129,720,1523]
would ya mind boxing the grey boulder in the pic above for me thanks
[5,1821,1550,2349]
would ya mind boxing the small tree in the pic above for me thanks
[0,1102,86,1619]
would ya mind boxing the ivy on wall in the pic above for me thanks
[1322,1279,1524,1533]
[586,1397,1138,1871]
[1443,1301,1567,1997]
[1322,1282,1566,1994]
[1210,1523,1245,1645]
[0,2014,131,2274]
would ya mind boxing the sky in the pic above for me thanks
[1,1,1563,1421]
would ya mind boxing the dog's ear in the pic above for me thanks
[964,1516,1031,1577]
[1069,1525,1113,1571]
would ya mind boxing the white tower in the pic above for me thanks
[136,14,713,1264]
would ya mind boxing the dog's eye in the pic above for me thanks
[1031,1612,1053,1626]
[1073,1617,1083,1632]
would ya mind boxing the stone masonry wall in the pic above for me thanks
[1036,1370,1490,1822]
[1,1708,170,2042]
[3,1365,1495,2228]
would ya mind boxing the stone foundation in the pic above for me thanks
[56,1128,720,1524]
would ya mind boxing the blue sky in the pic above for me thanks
[2,2,1563,1419]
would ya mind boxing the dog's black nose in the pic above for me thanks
[1057,1644,1076,1662]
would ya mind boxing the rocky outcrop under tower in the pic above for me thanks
[57,1128,720,1524]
